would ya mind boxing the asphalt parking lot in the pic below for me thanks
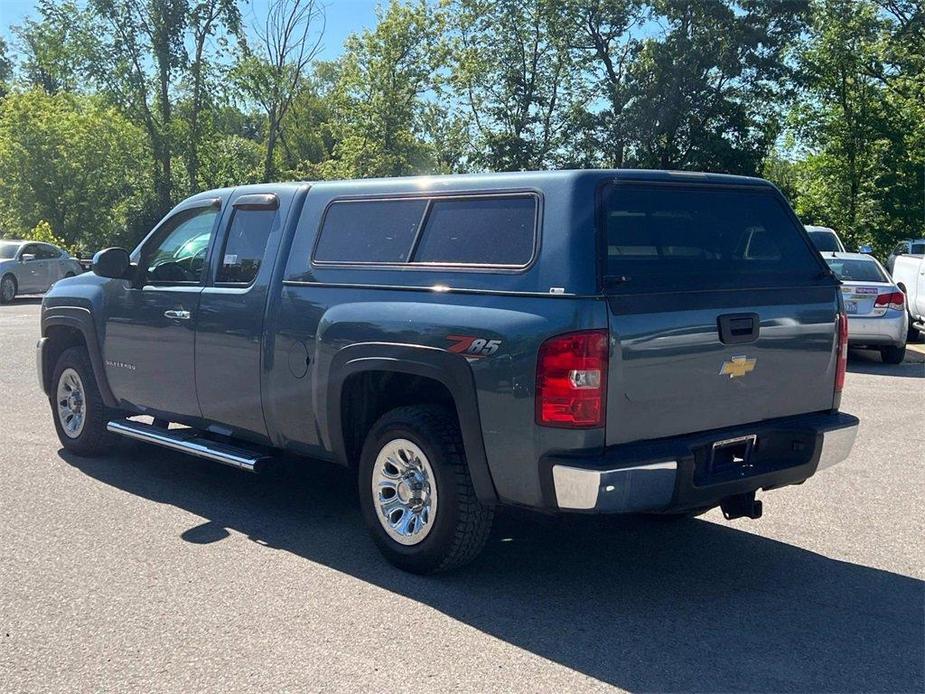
[1,298,923,693]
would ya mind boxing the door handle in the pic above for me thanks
[164,309,191,320]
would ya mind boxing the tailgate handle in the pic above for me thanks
[717,313,759,344]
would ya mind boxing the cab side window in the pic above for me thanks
[141,207,218,284]
[216,208,278,285]
[36,244,60,260]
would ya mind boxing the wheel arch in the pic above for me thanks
[41,307,118,408]
[326,343,498,504]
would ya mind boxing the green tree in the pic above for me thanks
[450,0,576,171]
[560,0,643,167]
[622,0,808,174]
[0,37,12,98]
[321,0,446,179]
[0,91,150,253]
[231,0,325,182]
[787,0,924,254]
[13,0,95,94]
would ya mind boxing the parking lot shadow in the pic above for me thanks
[0,296,43,306]
[847,347,924,377]
[60,446,924,693]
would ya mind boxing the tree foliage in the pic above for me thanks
[0,0,920,256]
[0,91,150,253]
[782,0,924,254]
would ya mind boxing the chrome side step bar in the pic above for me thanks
[107,419,271,473]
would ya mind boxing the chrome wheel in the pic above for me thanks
[56,368,86,438]
[372,438,438,546]
[0,276,14,302]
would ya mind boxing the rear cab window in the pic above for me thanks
[824,258,888,283]
[600,183,824,292]
[808,230,841,252]
[216,207,278,285]
[312,194,537,267]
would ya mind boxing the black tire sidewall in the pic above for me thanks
[881,344,906,364]
[358,408,467,573]
[0,274,15,303]
[50,346,112,456]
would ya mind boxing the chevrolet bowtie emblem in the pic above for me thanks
[720,356,757,379]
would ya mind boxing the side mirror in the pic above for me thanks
[858,245,873,255]
[92,247,132,279]
[20,253,36,262]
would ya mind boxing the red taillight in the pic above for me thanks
[874,291,905,311]
[536,330,608,428]
[835,310,848,393]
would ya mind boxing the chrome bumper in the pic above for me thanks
[552,418,859,512]
[553,461,678,512]
[816,421,859,471]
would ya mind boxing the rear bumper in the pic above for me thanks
[545,411,858,513]
[847,310,907,347]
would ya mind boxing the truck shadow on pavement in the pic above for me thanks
[60,445,924,693]
[847,347,925,377]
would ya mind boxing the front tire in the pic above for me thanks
[881,344,906,364]
[358,405,494,574]
[0,274,16,303]
[50,346,116,456]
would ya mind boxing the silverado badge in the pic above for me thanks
[720,356,756,379]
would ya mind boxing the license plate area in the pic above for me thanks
[711,434,756,471]
[845,300,858,314]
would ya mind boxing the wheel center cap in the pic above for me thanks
[397,472,427,506]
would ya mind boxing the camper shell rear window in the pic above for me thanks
[600,183,823,292]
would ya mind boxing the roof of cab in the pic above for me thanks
[211,169,773,199]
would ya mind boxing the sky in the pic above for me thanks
[0,0,382,61]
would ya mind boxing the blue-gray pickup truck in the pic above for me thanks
[37,170,859,573]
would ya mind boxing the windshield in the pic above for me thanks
[808,230,841,252]
[601,184,822,291]
[824,258,887,283]
[0,242,20,259]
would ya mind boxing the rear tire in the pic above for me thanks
[881,344,906,364]
[50,346,116,456]
[908,312,923,342]
[0,274,16,303]
[358,405,494,574]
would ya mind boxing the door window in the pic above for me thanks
[20,244,41,260]
[141,207,219,284]
[216,208,278,284]
[36,244,60,259]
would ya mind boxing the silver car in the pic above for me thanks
[0,240,84,303]
[823,251,908,363]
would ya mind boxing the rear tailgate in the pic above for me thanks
[600,181,840,445]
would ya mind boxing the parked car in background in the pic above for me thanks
[0,240,84,303]
[805,225,847,253]
[886,238,925,274]
[822,252,908,363]
[892,253,925,342]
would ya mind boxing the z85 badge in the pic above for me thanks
[446,335,502,359]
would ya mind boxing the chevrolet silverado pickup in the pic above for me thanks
[37,170,859,573]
